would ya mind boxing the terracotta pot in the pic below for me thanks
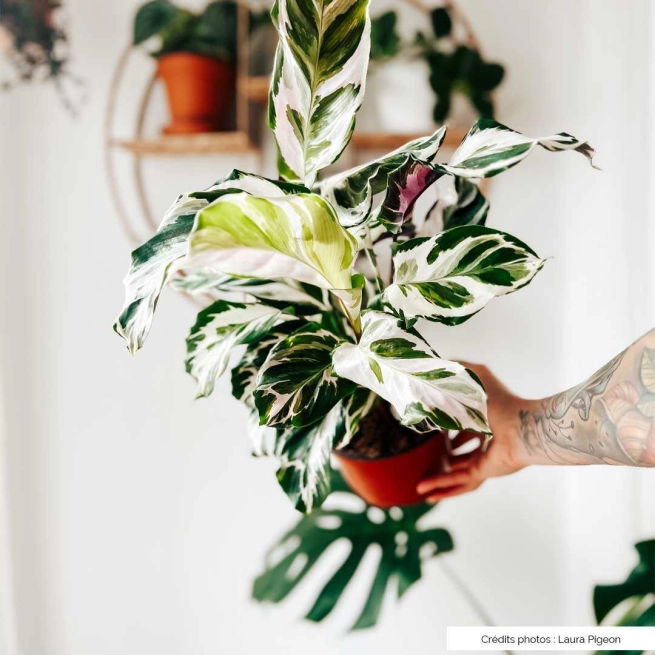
[157,53,236,135]
[334,429,448,508]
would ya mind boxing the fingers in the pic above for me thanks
[417,470,476,495]
[424,480,484,503]
[449,431,482,455]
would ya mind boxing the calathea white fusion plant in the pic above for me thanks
[115,0,596,512]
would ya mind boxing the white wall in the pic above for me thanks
[1,1,654,654]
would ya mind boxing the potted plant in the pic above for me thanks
[363,3,505,132]
[115,0,596,512]
[133,0,241,134]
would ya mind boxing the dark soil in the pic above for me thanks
[338,401,435,459]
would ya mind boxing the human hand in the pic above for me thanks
[417,363,534,502]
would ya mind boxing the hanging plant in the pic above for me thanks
[0,0,82,113]
[370,3,505,123]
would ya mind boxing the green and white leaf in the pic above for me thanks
[114,170,303,354]
[185,192,362,321]
[332,311,489,433]
[269,0,371,186]
[186,300,295,399]
[443,118,597,178]
[417,176,489,237]
[254,325,356,428]
[272,390,377,512]
[172,269,331,313]
[275,402,347,512]
[231,319,308,406]
[317,127,446,228]
[383,225,544,324]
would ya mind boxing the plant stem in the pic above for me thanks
[364,247,384,296]
[440,560,514,655]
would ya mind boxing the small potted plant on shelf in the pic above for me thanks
[115,0,596,512]
[365,2,504,132]
[133,0,241,134]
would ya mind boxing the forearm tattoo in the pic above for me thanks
[518,332,655,466]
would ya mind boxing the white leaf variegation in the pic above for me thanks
[269,0,371,186]
[444,118,598,178]
[273,388,377,512]
[114,170,305,354]
[254,325,356,429]
[383,225,545,324]
[317,127,446,229]
[186,300,295,399]
[185,192,363,322]
[172,269,331,313]
[332,311,489,433]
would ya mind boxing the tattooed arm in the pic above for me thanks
[417,328,655,502]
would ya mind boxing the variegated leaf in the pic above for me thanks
[114,170,304,354]
[317,127,446,228]
[332,311,489,433]
[185,192,363,322]
[186,300,295,399]
[383,225,544,325]
[443,118,597,178]
[172,269,331,314]
[269,0,371,186]
[274,389,377,512]
[231,319,307,406]
[418,177,489,237]
[254,325,356,428]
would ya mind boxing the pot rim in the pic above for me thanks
[333,428,445,462]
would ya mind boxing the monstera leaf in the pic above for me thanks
[594,540,655,638]
[383,225,544,325]
[185,300,297,399]
[269,0,371,186]
[254,325,356,428]
[318,127,446,229]
[253,471,454,629]
[114,170,305,354]
[444,118,597,178]
[332,311,489,433]
[185,192,363,323]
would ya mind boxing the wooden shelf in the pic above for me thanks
[113,131,259,156]
[244,75,270,103]
[350,128,468,151]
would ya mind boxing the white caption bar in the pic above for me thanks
[447,626,655,651]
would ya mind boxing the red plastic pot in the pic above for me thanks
[334,429,449,508]
[157,53,236,134]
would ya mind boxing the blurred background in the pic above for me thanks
[1,1,654,654]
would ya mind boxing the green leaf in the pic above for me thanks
[185,300,295,399]
[114,170,303,354]
[332,311,489,433]
[444,118,598,178]
[133,0,180,45]
[254,325,356,428]
[252,471,453,628]
[269,0,371,185]
[370,11,400,60]
[317,127,446,231]
[430,7,452,38]
[594,540,655,624]
[186,191,363,323]
[192,1,238,61]
[384,225,544,325]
